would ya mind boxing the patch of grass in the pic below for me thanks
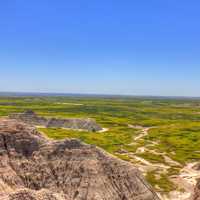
[146,171,176,193]
[116,154,131,162]
[39,127,137,154]
[137,152,166,164]
[147,122,200,164]
[167,167,181,176]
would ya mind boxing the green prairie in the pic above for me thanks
[1,95,200,194]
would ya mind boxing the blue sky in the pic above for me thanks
[0,0,200,96]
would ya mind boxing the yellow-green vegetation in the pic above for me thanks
[1,95,200,194]
[39,126,138,154]
[137,152,166,164]
[146,171,176,193]
[147,122,200,164]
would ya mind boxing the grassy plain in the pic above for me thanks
[0,95,200,194]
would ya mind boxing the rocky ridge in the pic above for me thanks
[9,110,102,132]
[0,119,160,200]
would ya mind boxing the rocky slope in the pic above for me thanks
[0,119,159,200]
[9,110,102,132]
[192,179,200,200]
[192,164,200,200]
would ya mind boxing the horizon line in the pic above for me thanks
[0,91,200,99]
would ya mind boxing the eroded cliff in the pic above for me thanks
[0,119,160,200]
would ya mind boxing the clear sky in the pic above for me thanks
[0,0,200,96]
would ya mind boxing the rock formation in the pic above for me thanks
[0,119,159,200]
[192,179,200,200]
[9,110,102,132]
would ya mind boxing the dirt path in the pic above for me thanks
[56,102,83,106]
[98,128,109,133]
[127,125,153,146]
[134,127,151,140]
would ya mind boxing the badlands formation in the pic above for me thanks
[9,110,102,132]
[0,118,159,200]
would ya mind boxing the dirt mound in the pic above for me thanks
[0,119,159,200]
[9,110,102,132]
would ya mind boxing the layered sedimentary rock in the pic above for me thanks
[0,119,159,200]
[9,110,102,132]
